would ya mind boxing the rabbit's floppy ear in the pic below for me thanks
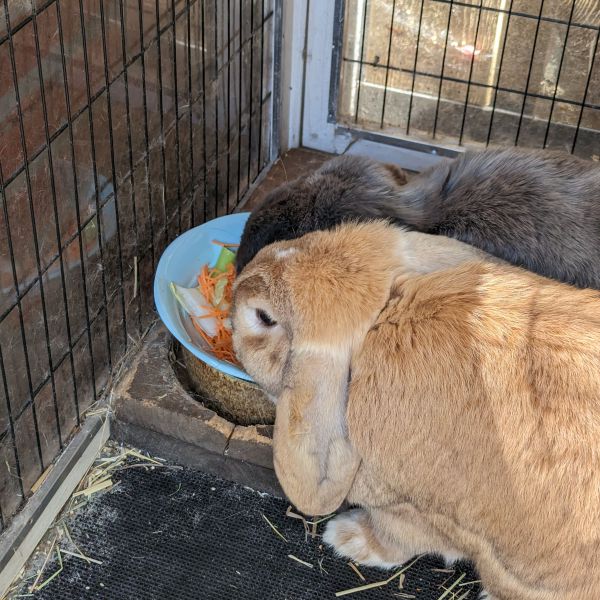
[270,222,406,516]
[382,162,408,186]
[273,343,360,517]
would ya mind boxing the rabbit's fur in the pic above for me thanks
[236,149,600,290]
[236,156,408,272]
[231,222,600,600]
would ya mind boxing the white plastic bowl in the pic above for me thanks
[153,212,252,382]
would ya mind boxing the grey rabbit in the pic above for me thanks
[236,149,600,289]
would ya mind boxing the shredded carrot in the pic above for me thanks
[197,263,236,306]
[192,317,239,365]
[192,255,239,366]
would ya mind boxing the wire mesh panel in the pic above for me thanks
[336,0,600,159]
[0,0,276,529]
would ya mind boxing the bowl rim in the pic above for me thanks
[153,212,254,382]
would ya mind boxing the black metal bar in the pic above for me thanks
[201,0,208,223]
[203,3,274,60]
[269,0,282,161]
[78,0,114,379]
[1,118,210,321]
[0,0,213,47]
[406,0,426,135]
[0,0,57,44]
[458,1,483,145]
[353,0,369,124]
[514,0,546,146]
[542,0,577,148]
[327,0,345,124]
[0,124,215,319]
[297,0,309,149]
[257,0,265,169]
[430,0,600,34]
[0,184,45,471]
[247,0,254,186]
[186,0,194,225]
[0,285,26,505]
[214,0,220,217]
[4,0,63,458]
[571,29,600,154]
[10,275,146,425]
[380,0,397,129]
[226,0,232,212]
[170,0,183,234]
[137,0,156,268]
[118,0,143,332]
[0,344,25,498]
[0,415,105,575]
[11,325,97,423]
[339,56,600,112]
[0,8,272,194]
[0,191,108,325]
[30,6,81,428]
[237,0,243,206]
[155,0,170,243]
[99,0,130,354]
[2,5,221,189]
[55,0,98,404]
[432,0,453,138]
[486,0,515,146]
[0,2,274,218]
[266,0,278,162]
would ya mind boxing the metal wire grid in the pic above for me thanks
[334,0,600,158]
[0,0,277,529]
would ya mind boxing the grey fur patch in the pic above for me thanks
[237,150,600,290]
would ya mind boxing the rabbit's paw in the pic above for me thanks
[323,509,401,569]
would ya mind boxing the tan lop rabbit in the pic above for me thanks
[231,221,600,600]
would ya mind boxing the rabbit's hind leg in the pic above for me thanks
[323,505,465,570]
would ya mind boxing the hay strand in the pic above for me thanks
[288,554,313,569]
[261,514,288,542]
[437,573,466,599]
[318,557,329,575]
[29,537,57,592]
[72,478,114,498]
[59,549,102,565]
[348,562,366,581]
[34,549,63,591]
[335,554,424,597]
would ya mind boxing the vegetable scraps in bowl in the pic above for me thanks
[170,241,240,366]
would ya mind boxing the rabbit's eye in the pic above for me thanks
[256,308,276,327]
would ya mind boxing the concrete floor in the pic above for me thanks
[243,148,333,211]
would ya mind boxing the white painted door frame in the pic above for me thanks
[278,0,464,172]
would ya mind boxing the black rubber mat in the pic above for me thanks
[29,465,482,599]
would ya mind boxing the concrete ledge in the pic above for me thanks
[112,323,277,489]
[112,421,282,497]
[225,424,273,470]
